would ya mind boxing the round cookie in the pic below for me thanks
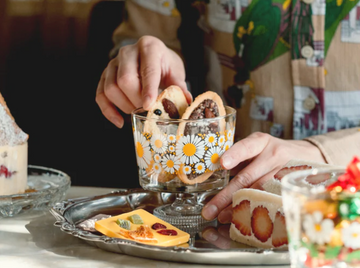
[146,85,189,120]
[144,85,189,134]
[176,91,226,185]
[144,86,189,183]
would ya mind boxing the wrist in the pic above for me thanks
[300,140,327,164]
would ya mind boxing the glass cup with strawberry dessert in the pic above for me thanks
[131,87,236,230]
[281,157,360,268]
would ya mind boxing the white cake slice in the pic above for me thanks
[262,159,345,196]
[230,188,286,249]
[0,93,28,196]
[230,160,345,249]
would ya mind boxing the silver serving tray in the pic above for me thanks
[50,189,289,265]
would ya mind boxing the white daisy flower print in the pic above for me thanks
[195,162,206,174]
[227,129,234,141]
[167,134,176,143]
[151,134,168,154]
[153,153,161,163]
[205,146,223,171]
[218,135,226,146]
[176,135,205,165]
[182,165,192,175]
[223,140,233,152]
[153,163,162,174]
[302,211,334,245]
[134,131,151,169]
[161,154,180,174]
[204,133,217,147]
[168,145,175,153]
[342,222,360,249]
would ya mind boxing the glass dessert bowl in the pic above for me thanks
[131,105,236,230]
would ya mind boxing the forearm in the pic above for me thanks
[304,127,360,166]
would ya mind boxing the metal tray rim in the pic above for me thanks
[50,188,290,265]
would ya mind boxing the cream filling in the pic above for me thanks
[0,142,28,195]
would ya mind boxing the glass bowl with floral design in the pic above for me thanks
[131,106,236,229]
[281,166,360,268]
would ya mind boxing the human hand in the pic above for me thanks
[201,132,326,223]
[202,225,256,249]
[201,225,233,249]
[96,35,192,128]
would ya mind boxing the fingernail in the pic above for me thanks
[112,117,123,128]
[202,230,218,242]
[221,155,232,169]
[218,210,232,224]
[202,204,218,221]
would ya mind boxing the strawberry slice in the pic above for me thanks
[305,173,332,185]
[272,211,288,248]
[274,165,312,181]
[232,200,251,236]
[251,206,273,243]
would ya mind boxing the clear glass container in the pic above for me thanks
[131,106,236,230]
[0,165,71,217]
[281,167,360,268]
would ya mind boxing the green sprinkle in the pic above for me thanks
[339,197,360,220]
[301,240,318,258]
[346,250,360,262]
[324,246,342,260]
[116,219,131,230]
[128,214,144,224]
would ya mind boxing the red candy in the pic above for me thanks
[347,156,360,184]
[157,229,177,236]
[151,223,167,230]
[327,156,360,193]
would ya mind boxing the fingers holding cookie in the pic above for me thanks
[116,44,143,110]
[96,36,190,129]
[95,68,125,129]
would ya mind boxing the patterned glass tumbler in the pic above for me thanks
[281,168,360,268]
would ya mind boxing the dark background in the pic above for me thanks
[0,0,140,188]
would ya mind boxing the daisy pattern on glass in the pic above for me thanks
[182,165,192,175]
[204,146,223,171]
[204,133,217,147]
[195,162,206,174]
[134,131,151,169]
[151,133,168,154]
[168,144,176,153]
[226,128,234,142]
[153,163,162,174]
[223,140,233,152]
[161,153,181,174]
[153,153,161,163]
[176,135,205,165]
[167,134,176,144]
[341,221,360,249]
[218,135,226,147]
[302,211,334,245]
